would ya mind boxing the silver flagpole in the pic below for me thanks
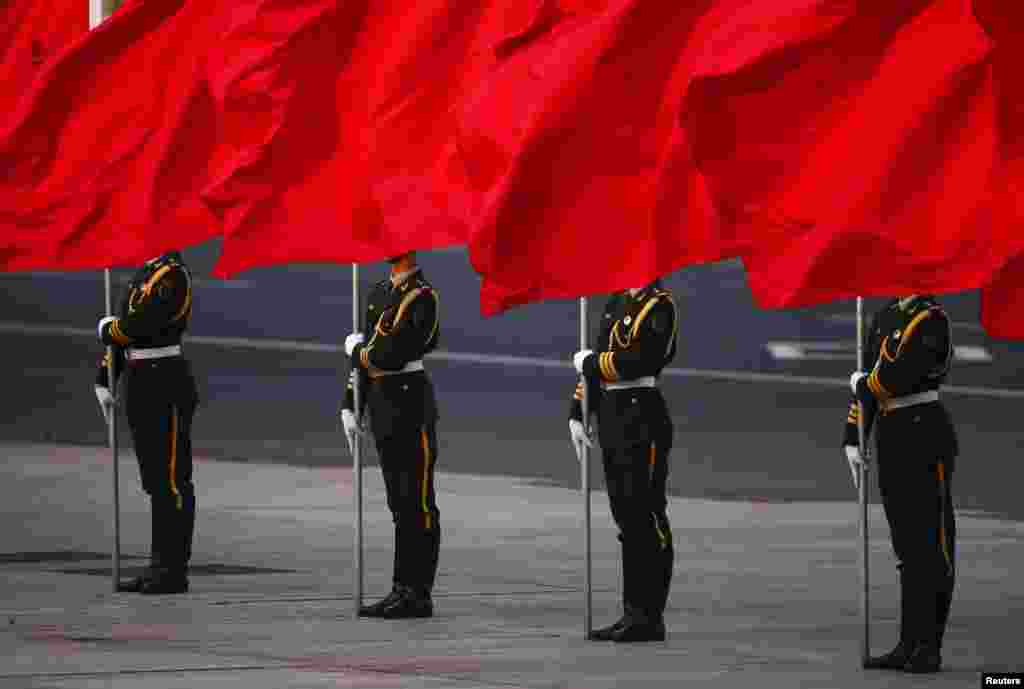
[579,297,592,637]
[856,296,870,663]
[352,264,364,614]
[89,0,120,594]
[105,268,120,591]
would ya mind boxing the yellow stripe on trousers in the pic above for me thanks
[650,442,667,549]
[937,461,952,576]
[170,407,182,510]
[420,428,433,530]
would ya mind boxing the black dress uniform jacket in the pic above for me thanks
[343,270,440,436]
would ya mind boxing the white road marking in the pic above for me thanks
[0,272,253,289]
[2,321,1021,399]
[821,313,987,334]
[766,341,993,363]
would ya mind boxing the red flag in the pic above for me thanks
[456,0,853,316]
[686,1,1018,318]
[0,0,225,271]
[0,0,88,117]
[205,0,562,277]
[976,0,1024,339]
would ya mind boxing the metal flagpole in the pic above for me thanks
[579,297,592,637]
[89,0,120,594]
[856,296,870,663]
[105,268,121,591]
[352,264,364,614]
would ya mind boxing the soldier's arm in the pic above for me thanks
[583,298,676,384]
[842,394,878,447]
[571,299,614,420]
[100,264,192,346]
[341,366,369,413]
[569,373,603,421]
[844,306,883,445]
[355,288,438,371]
[857,308,950,403]
[95,348,125,388]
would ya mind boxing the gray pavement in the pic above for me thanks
[2,443,1023,688]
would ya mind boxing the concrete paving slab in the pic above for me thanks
[2,443,1022,688]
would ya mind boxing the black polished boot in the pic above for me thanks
[588,615,629,641]
[361,584,433,619]
[359,587,404,617]
[140,496,189,595]
[140,567,189,594]
[863,642,913,670]
[118,497,159,593]
[590,536,631,642]
[864,566,914,669]
[608,605,666,643]
[904,643,942,674]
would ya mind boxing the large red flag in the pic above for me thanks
[976,0,1024,339]
[205,0,567,277]
[0,0,228,271]
[0,0,89,117]
[456,0,854,316]
[686,0,1020,332]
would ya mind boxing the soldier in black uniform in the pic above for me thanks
[340,251,441,618]
[570,279,678,642]
[845,294,957,673]
[95,250,198,595]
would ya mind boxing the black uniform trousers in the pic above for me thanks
[366,373,441,595]
[124,357,198,576]
[597,388,674,620]
[876,403,956,650]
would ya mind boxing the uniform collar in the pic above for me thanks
[389,267,420,289]
[627,282,659,301]
[897,294,924,311]
[145,251,181,267]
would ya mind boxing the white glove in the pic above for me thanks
[94,385,114,424]
[97,316,116,339]
[572,349,594,374]
[569,419,594,462]
[844,445,865,490]
[344,333,365,357]
[849,371,866,394]
[340,408,365,455]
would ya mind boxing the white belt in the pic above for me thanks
[126,345,182,360]
[603,376,656,391]
[368,359,424,378]
[882,390,939,411]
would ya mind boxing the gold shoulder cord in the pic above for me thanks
[140,265,172,297]
[894,308,933,359]
[369,287,440,350]
[172,266,193,322]
[630,292,678,358]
